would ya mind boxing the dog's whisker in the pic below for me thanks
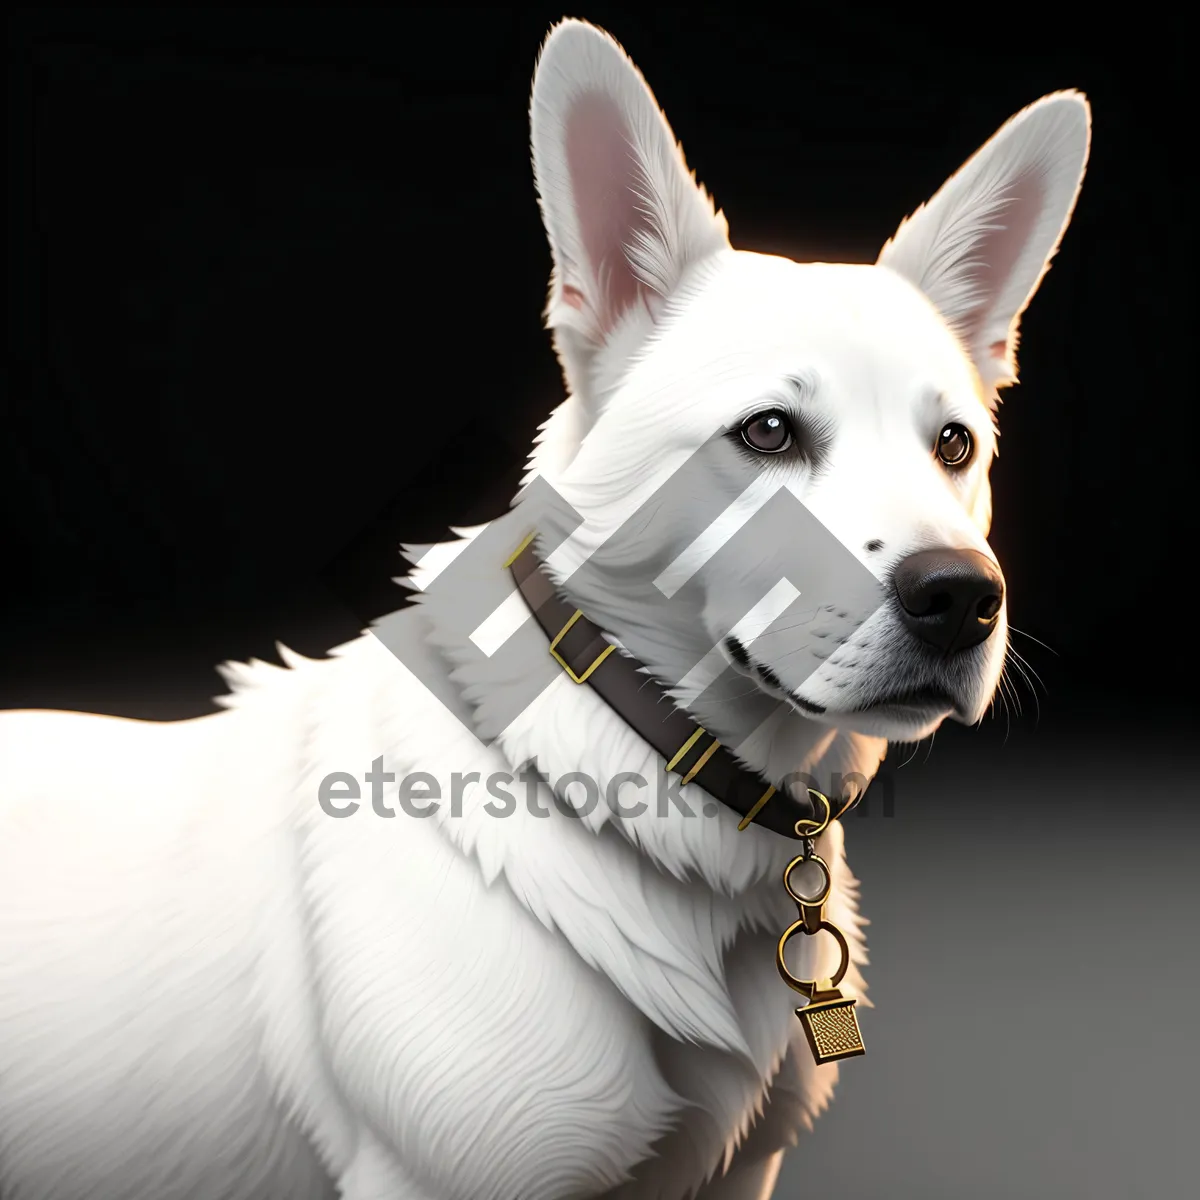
[1006,646,1046,695]
[998,668,1020,742]
[991,670,1011,738]
[1007,668,1022,717]
[1003,648,1042,724]
[1007,625,1060,656]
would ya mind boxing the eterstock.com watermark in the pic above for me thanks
[317,758,895,822]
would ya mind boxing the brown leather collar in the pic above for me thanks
[508,538,842,840]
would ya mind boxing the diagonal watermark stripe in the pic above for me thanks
[366,430,888,763]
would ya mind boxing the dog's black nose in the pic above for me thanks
[893,548,1005,654]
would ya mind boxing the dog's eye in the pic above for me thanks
[935,423,973,469]
[740,410,794,454]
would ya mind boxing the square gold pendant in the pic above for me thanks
[797,996,866,1064]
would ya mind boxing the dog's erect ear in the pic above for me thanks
[877,92,1090,394]
[530,20,729,406]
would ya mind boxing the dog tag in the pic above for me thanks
[796,981,866,1064]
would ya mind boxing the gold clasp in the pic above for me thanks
[794,788,831,839]
[548,610,615,684]
[665,727,722,785]
[776,917,852,1000]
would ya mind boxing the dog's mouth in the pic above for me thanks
[848,685,957,715]
[724,637,959,720]
[725,636,834,714]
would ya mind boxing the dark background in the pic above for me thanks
[5,8,1195,1199]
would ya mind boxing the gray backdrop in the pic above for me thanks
[776,711,1195,1199]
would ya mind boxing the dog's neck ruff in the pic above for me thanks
[508,538,854,840]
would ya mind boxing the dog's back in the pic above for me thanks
[0,701,338,1199]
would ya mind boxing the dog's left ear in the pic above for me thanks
[530,20,730,413]
[877,92,1091,395]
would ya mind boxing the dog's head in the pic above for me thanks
[524,20,1089,747]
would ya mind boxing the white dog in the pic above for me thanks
[0,19,1089,1200]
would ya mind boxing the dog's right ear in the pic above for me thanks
[877,92,1090,398]
[530,20,729,418]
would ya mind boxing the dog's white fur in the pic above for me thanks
[0,20,1089,1200]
